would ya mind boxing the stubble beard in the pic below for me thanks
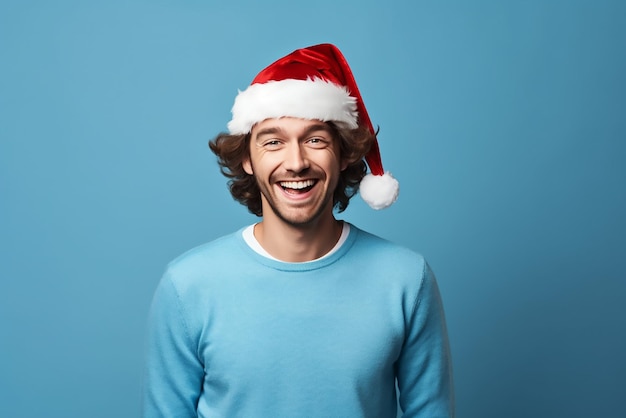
[255,174,337,228]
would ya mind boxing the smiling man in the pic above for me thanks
[242,118,350,261]
[143,44,454,418]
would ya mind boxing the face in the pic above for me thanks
[243,117,348,227]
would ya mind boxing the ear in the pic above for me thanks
[243,157,253,175]
[340,158,349,172]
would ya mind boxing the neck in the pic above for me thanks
[254,212,343,263]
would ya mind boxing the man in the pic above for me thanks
[143,44,454,417]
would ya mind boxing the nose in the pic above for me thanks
[283,143,310,173]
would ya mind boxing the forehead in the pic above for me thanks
[251,117,333,137]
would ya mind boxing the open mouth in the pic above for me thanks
[279,179,317,194]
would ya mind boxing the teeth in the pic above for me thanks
[280,180,315,190]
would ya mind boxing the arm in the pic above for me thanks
[396,262,455,417]
[143,272,204,418]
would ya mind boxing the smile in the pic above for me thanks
[279,179,317,193]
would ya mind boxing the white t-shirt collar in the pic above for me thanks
[242,222,351,263]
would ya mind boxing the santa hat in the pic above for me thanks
[228,43,399,210]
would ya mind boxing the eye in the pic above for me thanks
[306,136,329,148]
[262,139,283,148]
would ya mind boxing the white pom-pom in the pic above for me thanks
[359,172,399,210]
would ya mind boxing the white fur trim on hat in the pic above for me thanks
[228,78,358,134]
[359,172,399,210]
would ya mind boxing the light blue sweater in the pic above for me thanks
[143,225,454,417]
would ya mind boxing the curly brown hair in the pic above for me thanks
[209,121,375,217]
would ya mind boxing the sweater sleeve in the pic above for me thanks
[143,271,204,418]
[396,262,455,418]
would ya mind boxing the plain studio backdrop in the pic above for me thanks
[1,1,624,417]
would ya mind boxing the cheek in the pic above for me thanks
[326,149,346,172]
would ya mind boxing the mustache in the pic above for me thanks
[270,168,322,181]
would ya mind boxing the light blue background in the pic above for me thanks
[1,1,625,417]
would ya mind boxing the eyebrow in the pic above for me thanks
[254,122,333,139]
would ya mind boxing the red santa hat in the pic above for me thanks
[228,43,399,210]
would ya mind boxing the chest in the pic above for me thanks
[196,272,405,387]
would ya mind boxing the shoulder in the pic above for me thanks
[344,225,432,297]
[168,230,242,268]
[349,225,427,271]
[160,229,248,294]
[345,225,440,326]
